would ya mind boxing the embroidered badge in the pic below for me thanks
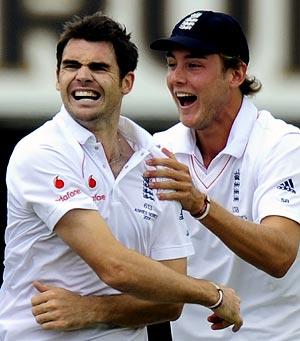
[179,12,203,30]
[143,176,155,201]
[233,169,240,201]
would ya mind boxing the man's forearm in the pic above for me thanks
[31,258,186,330]
[31,283,183,330]
[84,294,183,328]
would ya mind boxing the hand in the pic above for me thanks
[31,281,95,330]
[208,285,243,332]
[145,148,206,215]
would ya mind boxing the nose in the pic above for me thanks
[168,65,186,85]
[75,66,93,83]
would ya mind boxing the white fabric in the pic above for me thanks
[154,97,300,340]
[0,106,193,341]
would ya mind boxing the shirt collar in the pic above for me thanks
[54,105,155,150]
[222,96,258,158]
[166,96,258,159]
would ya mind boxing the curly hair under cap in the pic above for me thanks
[220,54,262,96]
[56,11,138,79]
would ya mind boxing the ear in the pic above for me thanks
[230,62,247,88]
[121,71,135,95]
[55,69,60,91]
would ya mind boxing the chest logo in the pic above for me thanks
[88,175,97,188]
[142,176,155,201]
[54,176,64,189]
[233,169,240,201]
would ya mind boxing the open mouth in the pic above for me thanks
[176,92,197,107]
[72,90,101,101]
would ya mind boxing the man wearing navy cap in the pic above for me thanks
[146,9,300,340]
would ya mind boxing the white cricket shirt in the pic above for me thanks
[0,106,193,341]
[154,97,300,340]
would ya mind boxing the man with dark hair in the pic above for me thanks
[0,12,242,340]
[146,10,300,340]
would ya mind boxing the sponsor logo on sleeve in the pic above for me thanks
[277,178,296,194]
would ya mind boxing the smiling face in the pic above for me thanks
[56,38,134,128]
[166,50,236,131]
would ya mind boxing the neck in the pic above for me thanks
[196,95,243,168]
[109,132,126,164]
[89,117,120,162]
[107,132,134,178]
[196,129,229,168]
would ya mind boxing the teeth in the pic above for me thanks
[75,90,97,97]
[176,92,194,97]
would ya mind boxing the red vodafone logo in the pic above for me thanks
[88,175,97,188]
[54,176,64,189]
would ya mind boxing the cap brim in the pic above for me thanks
[150,35,218,54]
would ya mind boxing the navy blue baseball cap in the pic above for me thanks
[150,10,249,64]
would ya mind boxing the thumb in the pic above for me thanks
[32,280,51,293]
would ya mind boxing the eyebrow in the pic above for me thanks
[61,59,110,69]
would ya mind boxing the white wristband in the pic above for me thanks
[193,195,211,221]
[208,282,224,310]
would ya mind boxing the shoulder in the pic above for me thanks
[153,122,187,147]
[246,111,300,170]
[252,111,300,148]
[8,119,81,172]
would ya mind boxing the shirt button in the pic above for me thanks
[95,146,99,150]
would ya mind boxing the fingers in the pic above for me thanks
[32,302,49,316]
[144,164,190,182]
[34,311,52,325]
[232,318,243,332]
[33,281,50,293]
[32,309,66,330]
[31,298,65,330]
[211,319,243,332]
[31,282,60,306]
[208,286,243,333]
[31,292,49,306]
[146,156,189,173]
[207,313,224,324]
[208,312,243,332]
[31,300,56,328]
[161,147,176,159]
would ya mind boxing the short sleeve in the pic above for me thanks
[149,201,194,260]
[253,133,300,223]
[7,141,97,231]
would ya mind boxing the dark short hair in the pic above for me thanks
[56,12,138,79]
[220,54,262,96]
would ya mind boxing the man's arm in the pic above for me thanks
[31,259,186,330]
[144,148,300,278]
[45,208,242,331]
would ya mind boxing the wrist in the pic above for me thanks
[84,296,106,325]
[192,194,211,221]
[207,282,224,310]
